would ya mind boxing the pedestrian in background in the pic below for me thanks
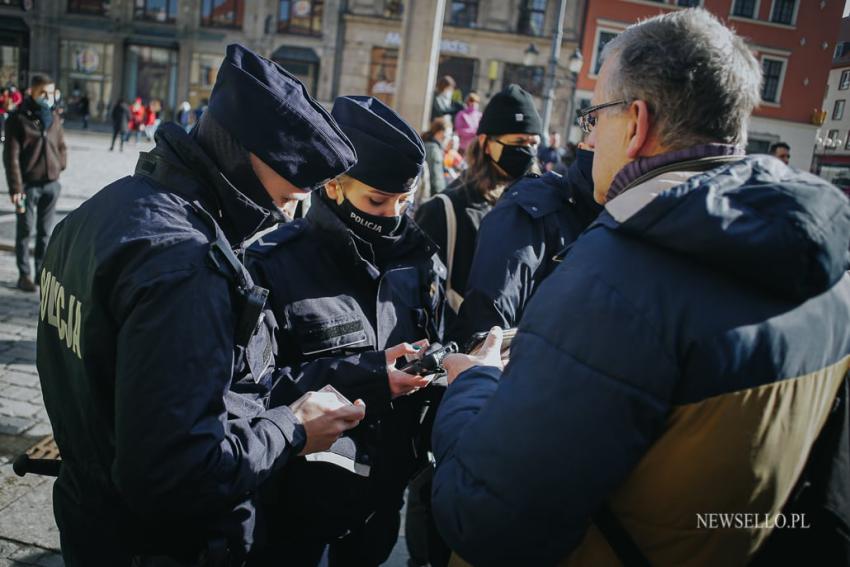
[537,130,568,174]
[416,84,541,323]
[0,87,9,142]
[78,93,90,129]
[3,74,66,292]
[127,97,144,144]
[421,116,451,195]
[443,133,464,182]
[176,100,192,133]
[431,75,462,122]
[453,92,481,153]
[769,141,790,164]
[109,98,129,152]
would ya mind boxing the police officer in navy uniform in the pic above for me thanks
[36,44,365,566]
[449,146,602,344]
[247,96,445,566]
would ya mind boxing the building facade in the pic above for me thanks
[573,0,843,171]
[813,16,850,190]
[0,0,585,133]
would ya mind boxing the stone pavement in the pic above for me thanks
[0,129,411,566]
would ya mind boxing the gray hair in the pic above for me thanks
[601,8,761,149]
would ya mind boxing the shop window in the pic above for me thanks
[731,0,758,18]
[368,47,398,107]
[449,1,478,28]
[437,56,476,99]
[271,46,320,94]
[188,52,220,109]
[518,0,547,37]
[384,0,404,18]
[278,0,323,36]
[201,0,244,29]
[770,0,796,25]
[503,63,544,97]
[60,40,114,122]
[134,0,178,23]
[760,57,785,103]
[68,0,108,14]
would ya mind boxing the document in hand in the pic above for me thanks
[289,385,371,477]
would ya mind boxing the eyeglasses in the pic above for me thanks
[576,99,628,134]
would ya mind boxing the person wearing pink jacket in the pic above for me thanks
[453,92,481,153]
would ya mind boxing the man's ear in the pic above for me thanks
[625,100,651,159]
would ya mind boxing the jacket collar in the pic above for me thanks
[150,123,279,246]
[607,143,744,202]
[308,192,437,280]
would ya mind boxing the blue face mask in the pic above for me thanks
[35,96,53,130]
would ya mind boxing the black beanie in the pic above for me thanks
[477,84,542,137]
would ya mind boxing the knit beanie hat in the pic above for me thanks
[477,84,542,137]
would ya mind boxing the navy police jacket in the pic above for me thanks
[36,124,305,563]
[432,155,850,566]
[248,194,446,414]
[450,149,601,343]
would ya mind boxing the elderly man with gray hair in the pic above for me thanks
[429,9,850,566]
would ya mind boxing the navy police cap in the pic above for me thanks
[331,96,425,194]
[208,44,357,189]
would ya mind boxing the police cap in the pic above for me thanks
[208,44,357,189]
[331,96,425,194]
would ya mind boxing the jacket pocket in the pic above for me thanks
[296,312,368,356]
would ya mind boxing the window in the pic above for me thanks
[837,42,850,60]
[841,70,850,90]
[368,47,398,107]
[384,0,404,18]
[278,0,323,36]
[449,1,478,28]
[272,46,320,94]
[834,99,845,121]
[828,129,840,141]
[201,0,244,29]
[770,0,795,25]
[677,0,701,6]
[0,0,23,7]
[591,29,619,76]
[732,0,758,18]
[68,0,108,14]
[845,134,850,150]
[503,63,544,96]
[760,57,785,103]
[518,0,547,37]
[134,0,178,23]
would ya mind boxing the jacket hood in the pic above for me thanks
[603,155,850,301]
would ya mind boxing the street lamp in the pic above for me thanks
[567,49,584,75]
[523,44,540,67]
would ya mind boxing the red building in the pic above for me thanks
[571,0,843,170]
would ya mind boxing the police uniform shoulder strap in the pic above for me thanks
[136,152,268,348]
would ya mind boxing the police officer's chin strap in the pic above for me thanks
[193,112,284,223]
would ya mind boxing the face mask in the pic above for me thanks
[338,197,402,241]
[491,140,536,179]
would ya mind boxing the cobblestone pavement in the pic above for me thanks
[0,129,410,566]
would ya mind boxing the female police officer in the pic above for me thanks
[247,96,445,566]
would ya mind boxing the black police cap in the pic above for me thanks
[477,84,542,137]
[331,96,425,194]
[208,44,357,189]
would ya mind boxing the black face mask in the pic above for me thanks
[491,140,536,179]
[337,196,402,242]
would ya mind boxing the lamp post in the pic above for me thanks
[540,0,569,138]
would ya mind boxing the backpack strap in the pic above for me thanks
[435,193,463,313]
[593,504,652,567]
